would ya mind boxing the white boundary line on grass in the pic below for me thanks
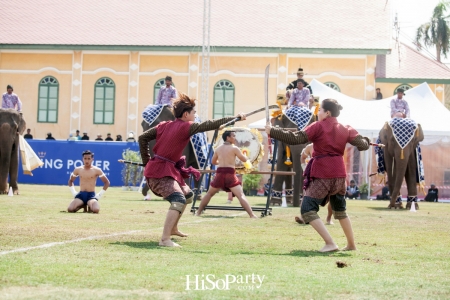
[0,212,247,256]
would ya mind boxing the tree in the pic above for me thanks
[415,1,450,62]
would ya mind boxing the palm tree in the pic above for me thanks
[415,1,450,62]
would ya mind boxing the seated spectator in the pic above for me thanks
[75,130,82,140]
[105,133,113,141]
[345,180,360,199]
[126,132,136,142]
[67,133,77,141]
[24,128,33,139]
[116,134,123,141]
[95,134,103,141]
[81,132,89,140]
[376,182,390,200]
[425,184,439,202]
[46,132,55,140]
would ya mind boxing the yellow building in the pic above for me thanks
[1,0,449,139]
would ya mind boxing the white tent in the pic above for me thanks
[249,79,450,142]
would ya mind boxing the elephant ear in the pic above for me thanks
[18,114,26,135]
[11,112,26,134]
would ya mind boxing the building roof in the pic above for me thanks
[376,42,450,83]
[0,0,391,53]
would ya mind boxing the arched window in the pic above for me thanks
[37,76,59,123]
[324,82,341,92]
[153,78,175,104]
[213,80,235,119]
[394,84,412,95]
[94,77,115,124]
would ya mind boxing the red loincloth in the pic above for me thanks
[210,167,241,196]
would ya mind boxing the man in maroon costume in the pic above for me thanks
[266,99,370,252]
[139,94,246,247]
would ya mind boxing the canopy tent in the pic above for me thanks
[249,79,450,142]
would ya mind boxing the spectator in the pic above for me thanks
[67,133,77,141]
[425,184,439,202]
[24,128,33,139]
[345,180,360,199]
[75,130,82,140]
[375,88,383,100]
[376,182,390,200]
[81,132,89,140]
[2,84,22,111]
[116,134,123,141]
[95,134,103,141]
[105,133,113,141]
[126,132,136,142]
[46,132,55,140]
[155,75,177,106]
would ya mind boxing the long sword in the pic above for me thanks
[264,64,270,125]
[218,104,278,129]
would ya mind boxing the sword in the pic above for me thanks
[264,64,270,125]
[219,105,278,129]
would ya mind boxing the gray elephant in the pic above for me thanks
[0,109,26,194]
[269,106,314,207]
[141,105,207,197]
[377,118,424,209]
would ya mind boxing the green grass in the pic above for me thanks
[1,185,450,299]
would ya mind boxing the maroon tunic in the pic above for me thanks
[304,117,359,178]
[143,119,193,185]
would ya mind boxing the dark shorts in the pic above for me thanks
[210,167,241,193]
[147,177,192,203]
[75,191,97,205]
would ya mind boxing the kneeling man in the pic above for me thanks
[196,130,257,218]
[67,150,110,213]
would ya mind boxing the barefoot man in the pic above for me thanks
[139,94,246,247]
[266,99,370,252]
[67,150,110,213]
[196,130,258,218]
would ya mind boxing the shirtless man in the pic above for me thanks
[67,150,110,213]
[196,131,257,218]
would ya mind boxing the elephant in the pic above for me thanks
[140,105,206,197]
[0,109,26,194]
[378,119,424,209]
[269,106,314,207]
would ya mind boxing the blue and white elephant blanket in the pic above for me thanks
[375,118,424,186]
[268,107,313,166]
[284,106,314,131]
[141,105,210,169]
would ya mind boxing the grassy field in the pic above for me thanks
[0,184,450,299]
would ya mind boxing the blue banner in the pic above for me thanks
[18,140,140,186]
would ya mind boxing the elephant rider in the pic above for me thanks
[156,75,178,107]
[288,79,310,109]
[139,93,246,247]
[67,150,110,213]
[195,130,257,218]
[285,68,313,99]
[295,143,333,225]
[266,99,370,252]
[2,84,22,112]
[390,88,410,118]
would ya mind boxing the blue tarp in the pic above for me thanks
[17,140,140,186]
